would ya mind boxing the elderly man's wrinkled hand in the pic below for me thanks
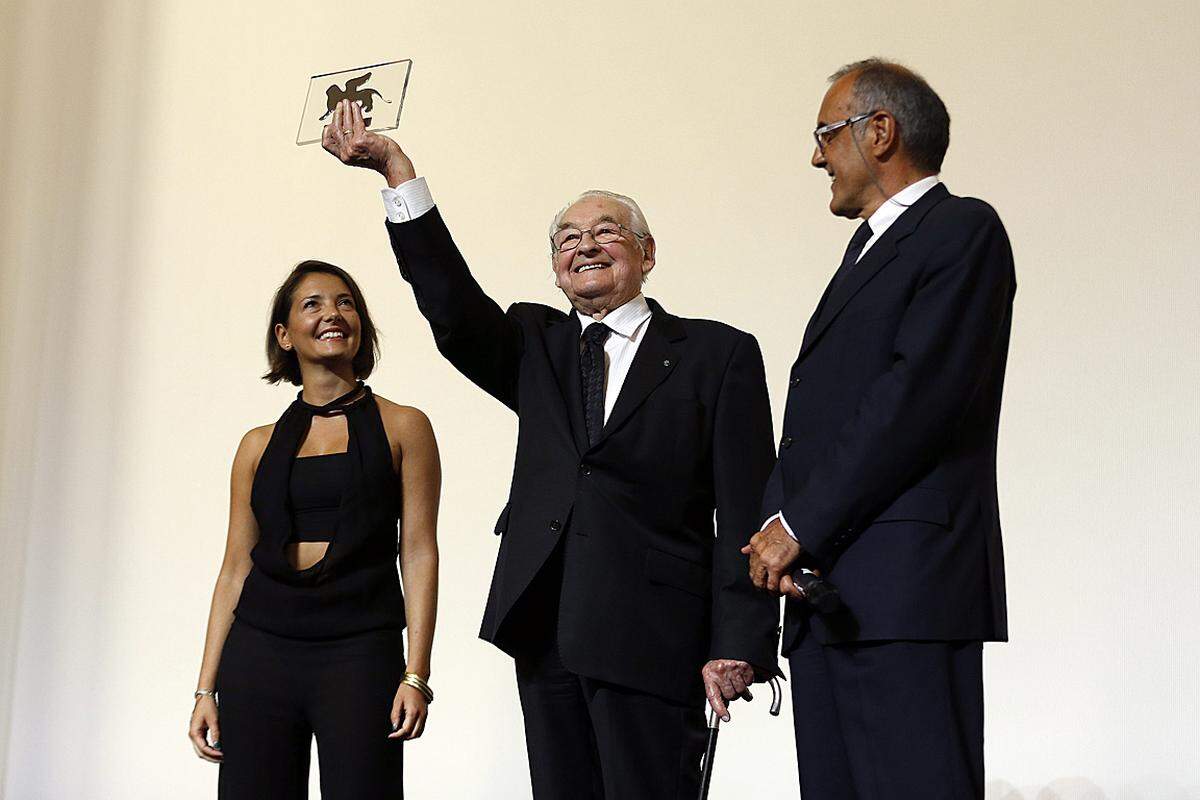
[741,519,802,595]
[322,99,415,186]
[701,659,756,722]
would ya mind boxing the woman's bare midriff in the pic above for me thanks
[287,541,330,570]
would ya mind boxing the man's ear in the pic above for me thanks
[869,111,898,157]
[640,236,656,279]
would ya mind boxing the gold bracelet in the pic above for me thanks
[401,672,433,703]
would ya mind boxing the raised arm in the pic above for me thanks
[188,426,268,763]
[322,99,524,410]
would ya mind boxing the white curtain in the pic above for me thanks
[0,0,152,793]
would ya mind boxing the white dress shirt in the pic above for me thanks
[577,295,653,424]
[858,175,941,262]
[381,177,436,223]
[766,175,942,542]
[379,177,653,424]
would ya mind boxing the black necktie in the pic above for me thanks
[828,220,873,293]
[580,323,611,447]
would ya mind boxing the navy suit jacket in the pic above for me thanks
[763,183,1014,651]
[387,208,780,704]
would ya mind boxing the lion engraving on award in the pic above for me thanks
[317,73,390,127]
[296,60,412,146]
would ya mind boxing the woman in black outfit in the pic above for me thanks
[188,261,440,798]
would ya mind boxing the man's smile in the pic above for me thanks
[574,261,611,274]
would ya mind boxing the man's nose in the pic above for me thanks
[811,145,826,169]
[577,230,602,254]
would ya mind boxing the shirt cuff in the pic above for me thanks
[761,512,798,542]
[380,176,434,223]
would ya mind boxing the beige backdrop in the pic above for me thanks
[2,0,1198,798]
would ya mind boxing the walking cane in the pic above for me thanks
[697,676,783,800]
[697,568,841,798]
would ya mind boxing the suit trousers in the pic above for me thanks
[788,635,984,800]
[507,537,707,799]
[215,619,405,799]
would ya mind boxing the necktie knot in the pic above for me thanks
[583,322,611,346]
[842,221,873,269]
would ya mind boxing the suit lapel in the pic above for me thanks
[544,312,589,455]
[800,272,841,350]
[798,184,950,361]
[596,298,684,448]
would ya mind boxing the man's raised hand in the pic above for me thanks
[321,99,415,187]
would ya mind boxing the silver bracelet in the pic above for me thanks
[194,688,217,700]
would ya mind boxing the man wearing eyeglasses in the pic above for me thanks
[743,59,1014,798]
[322,100,780,798]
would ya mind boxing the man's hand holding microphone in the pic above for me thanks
[743,519,841,612]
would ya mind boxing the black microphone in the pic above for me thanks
[790,568,841,614]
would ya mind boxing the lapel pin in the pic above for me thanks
[663,359,671,367]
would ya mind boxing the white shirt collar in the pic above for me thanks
[866,175,941,239]
[577,293,652,339]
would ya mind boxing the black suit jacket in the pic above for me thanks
[387,208,780,704]
[763,183,1014,652]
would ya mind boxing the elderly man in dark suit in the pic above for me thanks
[323,99,779,799]
[744,59,1015,799]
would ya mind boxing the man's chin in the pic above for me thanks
[567,285,614,305]
[829,201,860,220]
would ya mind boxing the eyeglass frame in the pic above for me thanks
[812,110,878,153]
[550,222,648,253]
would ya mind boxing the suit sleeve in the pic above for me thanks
[759,462,784,527]
[386,208,524,412]
[709,332,782,673]
[783,205,1016,564]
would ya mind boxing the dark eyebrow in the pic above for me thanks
[299,292,353,302]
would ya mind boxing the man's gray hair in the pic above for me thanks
[830,58,951,173]
[548,189,652,253]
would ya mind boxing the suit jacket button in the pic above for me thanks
[549,519,562,532]
[790,376,802,387]
[579,464,591,476]
[780,435,793,449]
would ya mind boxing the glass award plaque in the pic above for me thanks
[295,59,412,145]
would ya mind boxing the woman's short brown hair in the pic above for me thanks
[262,260,380,386]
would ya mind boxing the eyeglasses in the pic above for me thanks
[812,110,877,153]
[551,222,646,253]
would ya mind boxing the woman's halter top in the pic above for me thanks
[234,384,406,639]
[290,453,351,542]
